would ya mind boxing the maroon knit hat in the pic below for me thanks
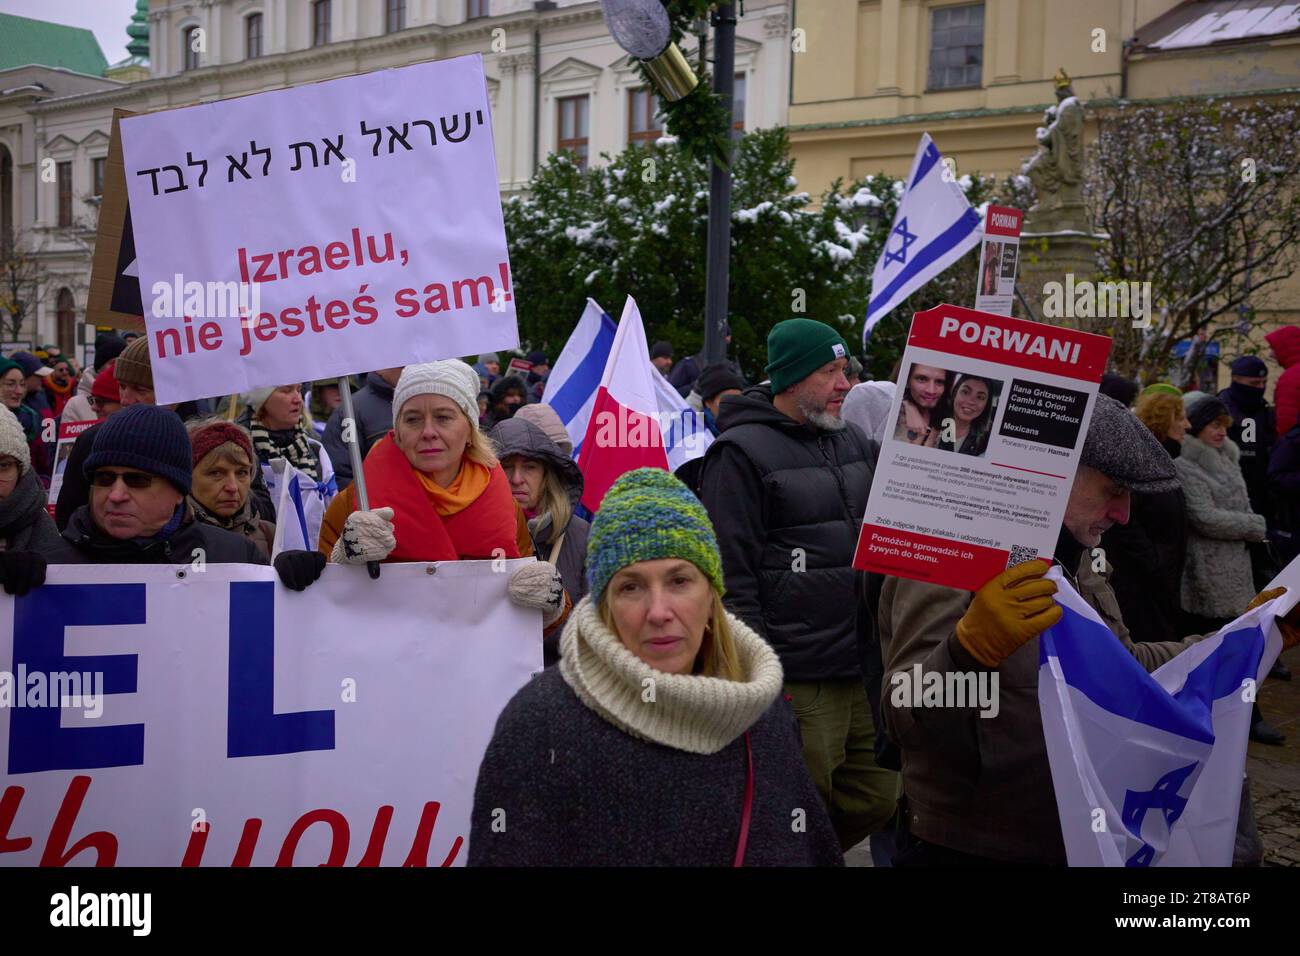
[189,421,254,468]
[92,361,121,402]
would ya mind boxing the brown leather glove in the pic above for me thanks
[956,559,1063,668]
[1245,587,1300,650]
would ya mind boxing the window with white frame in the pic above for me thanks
[312,0,332,47]
[928,3,984,90]
[557,95,590,169]
[246,13,263,59]
[182,26,201,71]
[628,88,661,145]
[57,161,73,226]
[387,0,407,33]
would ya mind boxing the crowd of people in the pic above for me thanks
[0,316,1298,868]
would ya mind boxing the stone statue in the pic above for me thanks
[1023,68,1086,231]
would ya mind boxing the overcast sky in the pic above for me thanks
[2,0,139,66]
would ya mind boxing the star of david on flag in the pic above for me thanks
[863,133,982,343]
[883,218,917,268]
[1038,566,1296,866]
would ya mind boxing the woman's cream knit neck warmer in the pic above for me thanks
[559,596,784,755]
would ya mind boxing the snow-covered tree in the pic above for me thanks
[1085,97,1300,382]
[505,127,1029,380]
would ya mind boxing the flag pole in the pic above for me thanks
[338,375,380,580]
[1015,283,1040,323]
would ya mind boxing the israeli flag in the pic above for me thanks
[864,133,982,341]
[267,456,337,556]
[544,298,617,457]
[1038,567,1290,866]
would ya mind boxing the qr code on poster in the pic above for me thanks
[1007,544,1038,568]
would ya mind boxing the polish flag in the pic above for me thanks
[577,296,670,511]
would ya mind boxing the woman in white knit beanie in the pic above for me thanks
[271,360,569,633]
[0,407,63,592]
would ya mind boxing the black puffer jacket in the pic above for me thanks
[47,503,269,565]
[698,384,877,681]
[489,416,590,665]
[322,371,395,490]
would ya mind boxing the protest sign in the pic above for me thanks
[973,205,1022,317]
[506,357,534,377]
[853,304,1112,591]
[85,109,146,331]
[46,420,96,517]
[0,561,540,866]
[120,54,516,405]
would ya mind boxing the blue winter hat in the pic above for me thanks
[1229,355,1267,377]
[84,404,192,494]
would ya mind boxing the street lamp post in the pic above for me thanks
[702,2,735,367]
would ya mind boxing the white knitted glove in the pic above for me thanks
[507,561,566,627]
[331,507,396,565]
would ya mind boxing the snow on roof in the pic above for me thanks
[1138,0,1300,51]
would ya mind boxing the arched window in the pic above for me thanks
[182,26,202,71]
[246,13,263,59]
[56,288,76,356]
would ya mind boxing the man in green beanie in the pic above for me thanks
[698,317,897,852]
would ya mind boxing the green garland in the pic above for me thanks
[631,1,733,168]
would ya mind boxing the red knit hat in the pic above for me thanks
[189,421,254,468]
[92,361,120,402]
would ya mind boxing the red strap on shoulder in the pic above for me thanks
[733,731,754,867]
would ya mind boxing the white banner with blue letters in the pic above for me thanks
[0,562,539,866]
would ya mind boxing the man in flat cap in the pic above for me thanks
[877,395,1300,866]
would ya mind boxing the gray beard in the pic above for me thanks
[806,410,847,431]
[796,393,846,432]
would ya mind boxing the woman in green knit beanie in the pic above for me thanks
[470,467,842,866]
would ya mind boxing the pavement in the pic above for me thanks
[845,645,1300,868]
[1249,644,1300,867]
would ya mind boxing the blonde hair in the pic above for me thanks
[598,586,745,682]
[464,410,498,469]
[538,467,573,549]
[1135,391,1184,442]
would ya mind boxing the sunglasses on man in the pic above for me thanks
[90,469,157,490]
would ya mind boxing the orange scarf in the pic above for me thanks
[415,457,492,516]
[362,434,521,562]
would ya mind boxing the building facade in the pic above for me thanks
[0,0,793,351]
[786,0,1300,377]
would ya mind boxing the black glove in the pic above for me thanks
[0,551,47,596]
[274,550,327,592]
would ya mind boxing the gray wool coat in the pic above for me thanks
[1174,436,1267,619]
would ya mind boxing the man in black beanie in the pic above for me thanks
[1217,355,1276,527]
[4,406,268,585]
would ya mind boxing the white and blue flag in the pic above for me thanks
[1038,567,1291,866]
[864,133,982,342]
[545,297,714,469]
[544,298,617,457]
[266,455,337,557]
[651,361,713,472]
